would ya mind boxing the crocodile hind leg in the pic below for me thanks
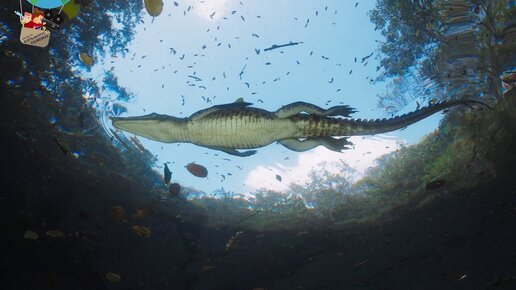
[278,137,353,153]
[274,102,356,118]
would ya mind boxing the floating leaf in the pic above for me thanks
[225,231,243,252]
[133,207,154,219]
[132,225,151,238]
[24,230,39,240]
[144,0,163,17]
[79,52,94,67]
[46,230,66,238]
[186,162,208,178]
[110,206,126,221]
[62,0,80,19]
[105,272,121,283]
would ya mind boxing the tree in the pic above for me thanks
[369,0,440,81]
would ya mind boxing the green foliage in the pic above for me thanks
[371,0,514,110]
[369,0,440,80]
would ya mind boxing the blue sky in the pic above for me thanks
[95,0,443,195]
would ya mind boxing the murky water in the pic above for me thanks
[1,0,515,289]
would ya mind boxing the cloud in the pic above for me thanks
[244,136,403,192]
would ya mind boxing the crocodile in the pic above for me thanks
[111,99,485,157]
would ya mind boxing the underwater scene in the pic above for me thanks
[1,0,515,289]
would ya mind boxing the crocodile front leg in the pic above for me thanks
[274,102,356,118]
[279,137,353,152]
[206,146,257,157]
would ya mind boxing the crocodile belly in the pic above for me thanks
[186,117,293,149]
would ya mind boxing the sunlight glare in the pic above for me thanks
[190,0,234,21]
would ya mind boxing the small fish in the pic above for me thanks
[168,183,181,196]
[164,163,172,184]
[132,225,151,238]
[276,175,282,182]
[361,52,373,63]
[186,162,208,178]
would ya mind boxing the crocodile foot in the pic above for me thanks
[279,137,353,152]
[275,102,356,118]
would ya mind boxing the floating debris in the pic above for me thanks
[353,260,369,267]
[105,272,121,283]
[201,265,216,272]
[133,207,155,219]
[78,111,85,129]
[24,230,39,240]
[132,225,151,238]
[489,276,516,287]
[47,275,58,285]
[168,183,181,196]
[164,163,172,184]
[46,230,65,238]
[110,206,126,221]
[263,41,303,52]
[144,0,163,17]
[79,52,94,67]
[449,272,467,281]
[425,179,446,190]
[186,162,208,178]
[52,137,70,155]
[225,231,243,252]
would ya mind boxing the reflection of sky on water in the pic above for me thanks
[95,0,442,194]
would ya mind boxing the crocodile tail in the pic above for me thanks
[340,99,487,136]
